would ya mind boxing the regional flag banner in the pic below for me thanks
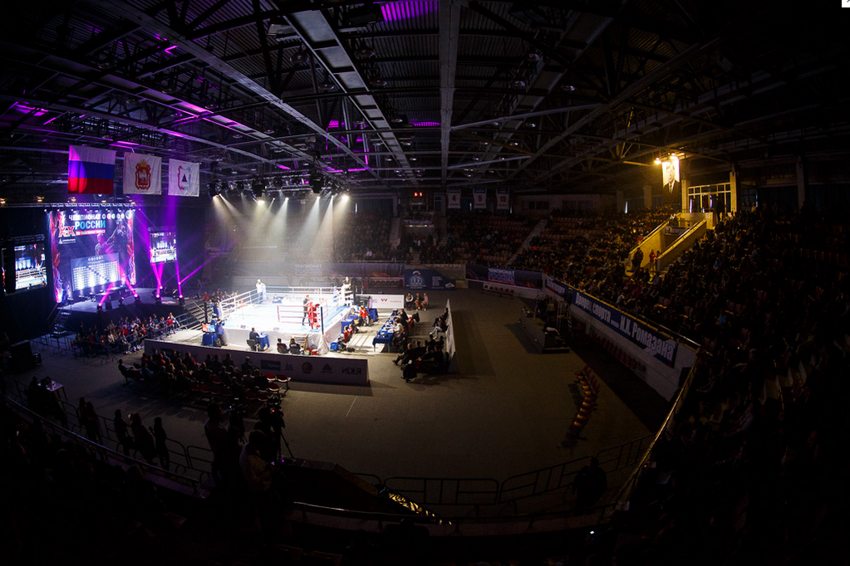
[496,188,509,210]
[473,188,487,209]
[447,188,461,209]
[68,145,116,194]
[168,159,200,197]
[123,153,162,195]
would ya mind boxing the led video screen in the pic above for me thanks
[14,242,48,291]
[49,209,136,302]
[150,230,177,263]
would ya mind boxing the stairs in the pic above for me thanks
[509,218,547,264]
[53,308,71,333]
[182,299,207,330]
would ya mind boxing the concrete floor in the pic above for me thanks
[11,289,656,512]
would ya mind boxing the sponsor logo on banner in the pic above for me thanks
[342,367,362,375]
[260,359,281,371]
[409,270,424,287]
[321,364,333,374]
[301,362,313,374]
[284,363,294,372]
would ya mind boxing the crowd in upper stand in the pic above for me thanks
[333,210,396,262]
[510,206,674,281]
[600,207,849,563]
[419,211,536,265]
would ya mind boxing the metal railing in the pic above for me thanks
[2,394,205,497]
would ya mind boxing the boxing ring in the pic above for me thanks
[218,285,353,355]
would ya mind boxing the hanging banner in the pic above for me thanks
[68,145,116,194]
[123,153,162,195]
[473,188,486,209]
[447,188,461,209]
[662,157,680,192]
[496,188,509,210]
[168,159,200,197]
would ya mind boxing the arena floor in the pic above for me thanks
[11,289,661,514]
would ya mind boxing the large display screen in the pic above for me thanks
[14,242,48,290]
[150,230,177,263]
[49,209,136,302]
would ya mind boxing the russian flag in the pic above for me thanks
[68,145,116,194]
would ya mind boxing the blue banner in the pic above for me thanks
[466,264,542,289]
[571,289,678,366]
[404,268,456,290]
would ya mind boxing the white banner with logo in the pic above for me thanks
[123,153,162,195]
[168,158,200,197]
[369,294,405,310]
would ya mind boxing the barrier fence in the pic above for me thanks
[3,373,651,516]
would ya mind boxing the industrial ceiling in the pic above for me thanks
[0,0,848,199]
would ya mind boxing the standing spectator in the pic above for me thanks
[79,398,102,443]
[649,249,657,274]
[572,457,608,508]
[205,402,230,482]
[114,409,134,456]
[153,417,170,470]
[130,413,157,465]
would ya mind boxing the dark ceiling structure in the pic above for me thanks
[1,0,848,200]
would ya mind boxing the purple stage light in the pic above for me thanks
[411,121,440,127]
[277,165,291,170]
[380,1,435,22]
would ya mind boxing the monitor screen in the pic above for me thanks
[14,242,48,291]
[150,230,177,263]
[49,209,136,303]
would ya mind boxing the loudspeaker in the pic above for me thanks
[3,244,15,294]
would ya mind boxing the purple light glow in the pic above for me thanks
[164,130,185,138]
[277,165,291,170]
[411,121,440,127]
[164,45,177,54]
[13,103,47,117]
[43,116,59,125]
[328,120,340,128]
[179,102,207,115]
[380,1,436,22]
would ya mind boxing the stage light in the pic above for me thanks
[208,181,220,198]
[155,296,162,305]
[251,180,265,198]
[118,297,124,306]
[96,304,103,313]
[179,296,185,307]
[134,294,141,304]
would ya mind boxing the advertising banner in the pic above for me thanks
[369,294,405,310]
[48,208,136,302]
[571,289,678,366]
[465,264,542,289]
[404,268,456,290]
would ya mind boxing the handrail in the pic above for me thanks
[626,218,670,260]
[2,393,204,497]
[607,362,699,515]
